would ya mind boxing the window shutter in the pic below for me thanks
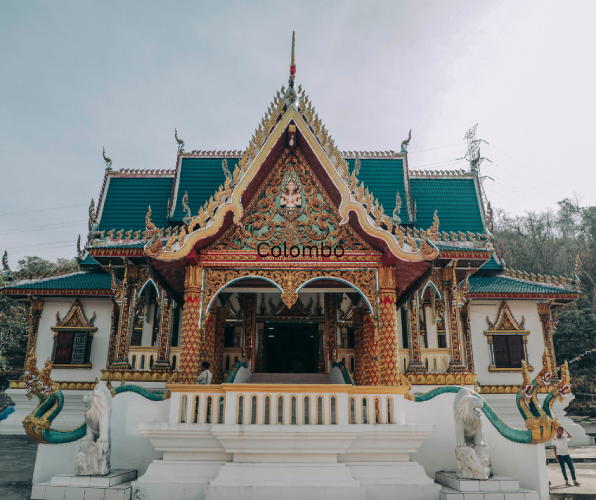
[508,335,525,368]
[55,332,74,364]
[492,335,510,368]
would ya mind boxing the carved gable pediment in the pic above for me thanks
[209,149,374,253]
[486,301,525,332]
[53,299,96,330]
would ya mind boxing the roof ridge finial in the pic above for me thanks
[285,31,297,106]
[103,147,113,171]
[291,31,296,71]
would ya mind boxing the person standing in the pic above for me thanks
[553,427,580,487]
[197,361,213,385]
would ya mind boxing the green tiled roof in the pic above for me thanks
[2,272,114,291]
[171,157,239,222]
[347,158,410,223]
[479,254,504,271]
[98,177,173,231]
[89,241,147,249]
[467,275,574,295]
[410,177,484,233]
[433,242,491,252]
[78,253,101,267]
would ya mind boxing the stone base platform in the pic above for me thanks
[31,469,136,500]
[436,471,539,500]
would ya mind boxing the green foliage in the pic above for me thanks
[495,198,596,386]
[0,295,27,392]
[495,197,595,309]
[17,256,76,274]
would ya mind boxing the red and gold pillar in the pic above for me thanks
[179,266,203,384]
[378,266,400,386]
[325,293,338,366]
[111,264,138,368]
[212,307,226,383]
[363,309,380,386]
[353,309,365,385]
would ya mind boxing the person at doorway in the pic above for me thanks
[197,362,213,385]
[553,426,580,486]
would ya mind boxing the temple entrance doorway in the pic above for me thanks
[263,322,319,373]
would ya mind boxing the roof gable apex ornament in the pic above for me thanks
[283,31,298,107]
[175,129,185,153]
[102,147,112,171]
[400,129,412,153]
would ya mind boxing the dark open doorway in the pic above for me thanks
[264,322,319,373]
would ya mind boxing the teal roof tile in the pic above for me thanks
[1,272,114,292]
[467,275,575,295]
[98,177,173,231]
[410,177,484,233]
[172,157,239,222]
[347,158,410,223]
[433,242,491,252]
[89,241,146,249]
[479,254,504,271]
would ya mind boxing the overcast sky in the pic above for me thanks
[1,1,595,268]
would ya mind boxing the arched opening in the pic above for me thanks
[131,355,137,369]
[251,395,258,424]
[237,395,244,424]
[193,396,200,423]
[140,355,146,370]
[304,396,310,424]
[132,279,161,347]
[218,396,225,423]
[172,355,177,370]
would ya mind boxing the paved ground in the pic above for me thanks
[0,436,38,500]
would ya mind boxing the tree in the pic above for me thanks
[0,295,27,391]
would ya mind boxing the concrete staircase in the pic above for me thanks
[246,373,338,384]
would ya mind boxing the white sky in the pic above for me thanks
[1,1,595,267]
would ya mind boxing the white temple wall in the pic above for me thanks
[470,299,547,386]
[35,296,112,383]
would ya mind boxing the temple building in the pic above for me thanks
[0,35,587,500]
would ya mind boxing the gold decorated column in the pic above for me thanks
[212,307,226,383]
[179,266,204,384]
[353,309,366,385]
[406,292,426,372]
[378,266,400,386]
[363,309,380,386]
[154,295,173,370]
[23,300,44,369]
[537,303,557,369]
[442,267,466,372]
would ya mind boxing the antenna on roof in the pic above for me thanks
[463,124,484,173]
[463,124,492,220]
[103,147,112,171]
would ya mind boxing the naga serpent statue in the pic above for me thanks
[21,351,172,445]
[408,350,570,444]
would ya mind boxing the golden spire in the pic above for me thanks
[291,31,296,69]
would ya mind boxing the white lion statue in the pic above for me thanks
[453,388,491,480]
[76,383,113,476]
